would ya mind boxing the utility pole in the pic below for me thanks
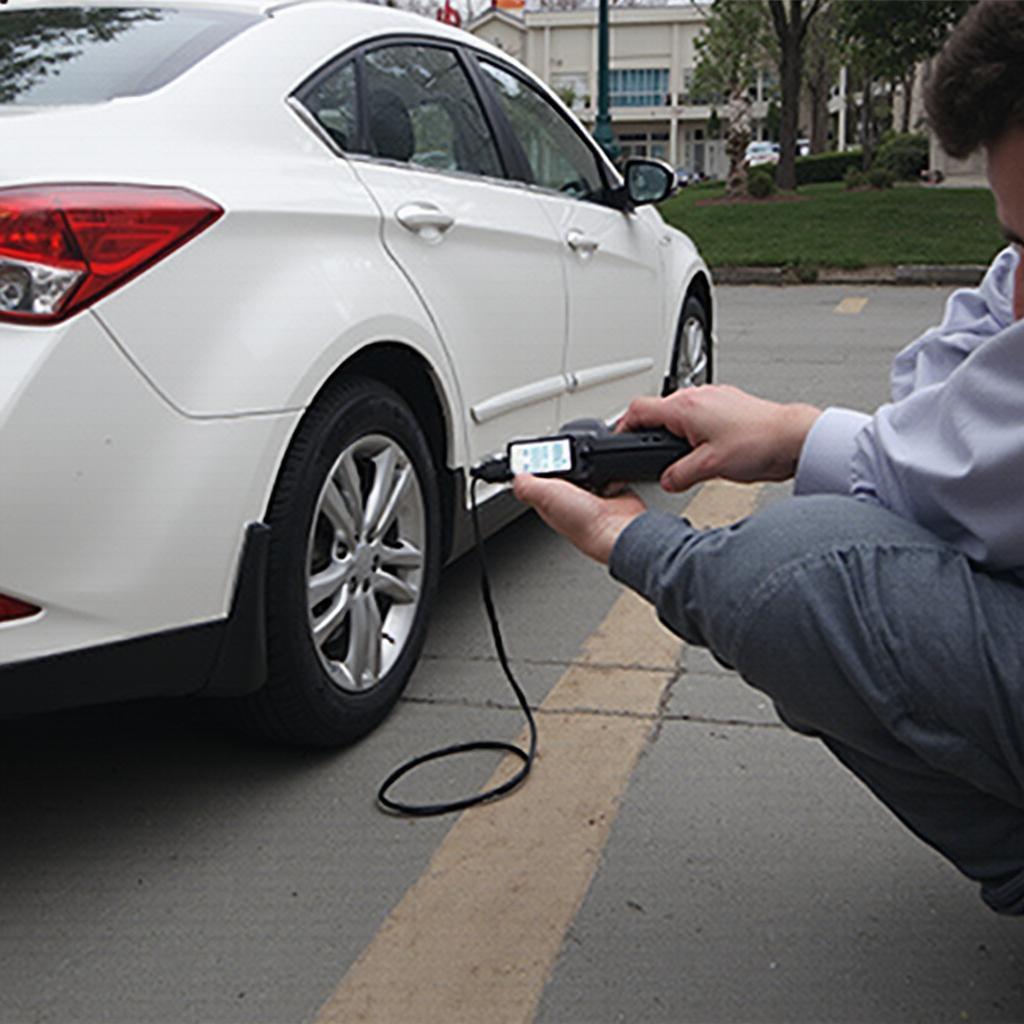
[593,0,617,159]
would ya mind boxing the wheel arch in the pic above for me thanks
[684,271,714,345]
[665,270,715,393]
[309,341,461,561]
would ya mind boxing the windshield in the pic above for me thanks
[0,6,260,106]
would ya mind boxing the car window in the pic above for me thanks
[301,59,358,151]
[478,59,604,200]
[0,6,258,106]
[361,44,503,178]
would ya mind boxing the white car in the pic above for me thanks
[744,140,780,167]
[0,0,715,745]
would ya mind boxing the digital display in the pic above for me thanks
[508,438,573,475]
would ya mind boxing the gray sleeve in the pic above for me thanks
[608,510,706,646]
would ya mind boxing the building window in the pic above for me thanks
[609,68,668,108]
[616,128,669,159]
[551,72,588,113]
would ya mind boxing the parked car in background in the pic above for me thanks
[744,140,780,167]
[0,0,714,746]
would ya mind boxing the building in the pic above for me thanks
[467,3,775,177]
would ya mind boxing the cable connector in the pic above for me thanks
[470,455,512,483]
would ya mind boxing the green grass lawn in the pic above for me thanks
[658,180,1003,269]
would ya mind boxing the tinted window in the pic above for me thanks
[0,7,258,106]
[479,60,604,199]
[302,59,358,151]
[361,44,503,178]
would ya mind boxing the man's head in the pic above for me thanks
[927,1,1024,259]
[925,0,1024,160]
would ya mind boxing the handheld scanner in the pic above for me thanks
[472,418,692,491]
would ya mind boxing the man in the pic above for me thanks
[515,0,1024,915]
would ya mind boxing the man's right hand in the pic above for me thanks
[616,385,822,493]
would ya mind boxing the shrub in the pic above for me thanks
[844,167,867,190]
[746,167,775,198]
[794,148,864,185]
[874,132,929,180]
[867,167,895,189]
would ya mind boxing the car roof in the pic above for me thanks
[6,0,495,50]
[6,0,423,18]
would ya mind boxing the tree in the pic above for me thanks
[802,2,841,153]
[766,0,826,190]
[692,0,773,198]
[837,1,972,136]
[694,0,826,190]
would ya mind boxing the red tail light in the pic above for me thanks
[0,185,223,325]
[0,594,40,622]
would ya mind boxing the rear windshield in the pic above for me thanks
[0,6,260,106]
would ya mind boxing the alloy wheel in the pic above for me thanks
[306,433,426,693]
[676,308,709,387]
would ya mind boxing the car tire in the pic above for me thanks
[670,294,711,389]
[236,375,441,747]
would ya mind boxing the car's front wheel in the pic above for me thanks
[238,376,441,746]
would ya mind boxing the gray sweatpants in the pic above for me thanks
[609,494,1024,914]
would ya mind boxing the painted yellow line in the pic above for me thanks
[834,296,868,315]
[314,480,765,1024]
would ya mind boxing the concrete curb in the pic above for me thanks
[714,264,987,286]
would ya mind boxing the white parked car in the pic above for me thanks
[0,0,714,745]
[744,140,780,167]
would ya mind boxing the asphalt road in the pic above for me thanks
[2,285,1022,1024]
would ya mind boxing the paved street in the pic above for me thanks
[2,285,1022,1023]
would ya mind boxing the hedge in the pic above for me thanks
[747,166,776,198]
[874,133,929,180]
[794,148,864,185]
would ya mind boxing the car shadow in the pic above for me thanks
[0,695,341,869]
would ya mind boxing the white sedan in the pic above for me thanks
[744,140,780,167]
[0,0,715,745]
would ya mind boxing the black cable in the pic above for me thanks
[376,476,537,816]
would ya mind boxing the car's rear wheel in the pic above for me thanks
[671,294,711,389]
[238,376,441,746]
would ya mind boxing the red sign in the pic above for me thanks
[436,0,461,26]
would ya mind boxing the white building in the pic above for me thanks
[467,4,775,177]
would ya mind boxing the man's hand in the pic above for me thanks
[512,474,647,565]
[616,385,822,493]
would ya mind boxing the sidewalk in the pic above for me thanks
[714,263,987,286]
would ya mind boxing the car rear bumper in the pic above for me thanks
[0,522,270,715]
[0,312,297,693]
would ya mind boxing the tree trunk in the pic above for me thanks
[724,85,752,199]
[805,56,830,154]
[810,86,829,153]
[768,0,815,191]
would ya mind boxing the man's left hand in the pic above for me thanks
[512,474,647,565]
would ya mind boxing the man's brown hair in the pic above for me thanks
[926,0,1024,158]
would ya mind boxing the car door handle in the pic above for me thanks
[396,202,455,239]
[566,229,600,254]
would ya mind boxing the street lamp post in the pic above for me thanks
[593,0,617,160]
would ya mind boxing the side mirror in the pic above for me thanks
[624,157,676,206]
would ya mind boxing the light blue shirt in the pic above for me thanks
[795,246,1024,572]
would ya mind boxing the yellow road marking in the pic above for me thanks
[315,480,765,1024]
[834,296,868,315]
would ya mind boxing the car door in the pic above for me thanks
[475,58,667,426]
[298,41,569,461]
